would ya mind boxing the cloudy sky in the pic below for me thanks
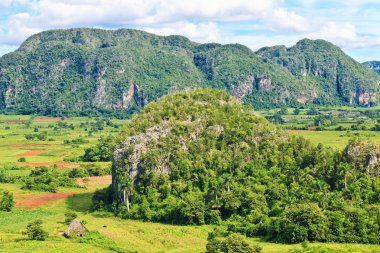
[0,0,379,62]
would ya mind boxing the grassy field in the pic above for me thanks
[1,182,380,253]
[1,113,380,252]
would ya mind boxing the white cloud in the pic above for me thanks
[0,0,301,45]
[0,0,380,60]
[266,8,312,32]
[306,22,365,49]
[144,22,223,43]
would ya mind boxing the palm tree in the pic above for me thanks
[119,174,134,212]
[338,162,352,189]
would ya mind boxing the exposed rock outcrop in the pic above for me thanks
[255,75,272,91]
[345,140,380,176]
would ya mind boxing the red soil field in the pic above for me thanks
[16,192,75,209]
[34,116,61,122]
[16,150,45,156]
[17,161,80,169]
[1,119,28,123]
[77,175,112,187]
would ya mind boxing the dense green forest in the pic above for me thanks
[98,89,380,244]
[0,28,379,117]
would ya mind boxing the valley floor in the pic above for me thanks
[1,113,380,252]
[1,183,380,253]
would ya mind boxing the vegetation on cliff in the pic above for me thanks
[102,89,380,244]
[1,29,379,117]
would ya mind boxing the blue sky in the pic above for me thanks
[0,0,379,62]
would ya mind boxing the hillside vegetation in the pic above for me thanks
[109,89,380,244]
[0,28,379,117]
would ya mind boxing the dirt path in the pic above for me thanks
[16,192,76,209]
[16,150,45,156]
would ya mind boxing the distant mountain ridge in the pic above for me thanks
[363,61,380,75]
[0,28,379,116]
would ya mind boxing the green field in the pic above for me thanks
[1,113,380,252]
[1,183,380,253]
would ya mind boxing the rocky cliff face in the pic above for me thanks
[345,140,380,176]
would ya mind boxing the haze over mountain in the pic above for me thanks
[363,61,380,75]
[0,28,379,116]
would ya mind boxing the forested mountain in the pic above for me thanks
[257,39,380,106]
[363,61,380,75]
[107,89,380,244]
[0,28,379,116]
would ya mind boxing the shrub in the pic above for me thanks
[24,220,48,241]
[22,167,78,192]
[82,135,115,162]
[18,157,26,162]
[206,230,261,253]
[0,191,14,211]
[64,210,78,224]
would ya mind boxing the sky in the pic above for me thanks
[0,0,379,62]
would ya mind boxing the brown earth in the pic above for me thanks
[77,175,112,187]
[34,116,62,122]
[1,119,28,123]
[17,161,80,169]
[16,192,76,209]
[16,150,45,156]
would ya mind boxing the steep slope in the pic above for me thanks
[109,89,380,244]
[363,61,380,75]
[0,29,379,116]
[257,39,380,106]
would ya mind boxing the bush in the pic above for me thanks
[24,220,48,241]
[82,135,115,162]
[206,230,261,253]
[18,157,27,162]
[22,167,78,192]
[0,191,14,211]
[64,210,78,224]
[68,168,89,178]
[223,233,262,253]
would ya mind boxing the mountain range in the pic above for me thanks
[363,61,380,75]
[0,28,379,116]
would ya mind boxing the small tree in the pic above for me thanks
[0,191,14,211]
[223,233,261,253]
[24,220,48,241]
[64,210,78,224]
[18,157,27,162]
[119,174,133,212]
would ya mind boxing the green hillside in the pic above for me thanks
[0,29,379,117]
[110,89,380,244]
[257,39,380,106]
